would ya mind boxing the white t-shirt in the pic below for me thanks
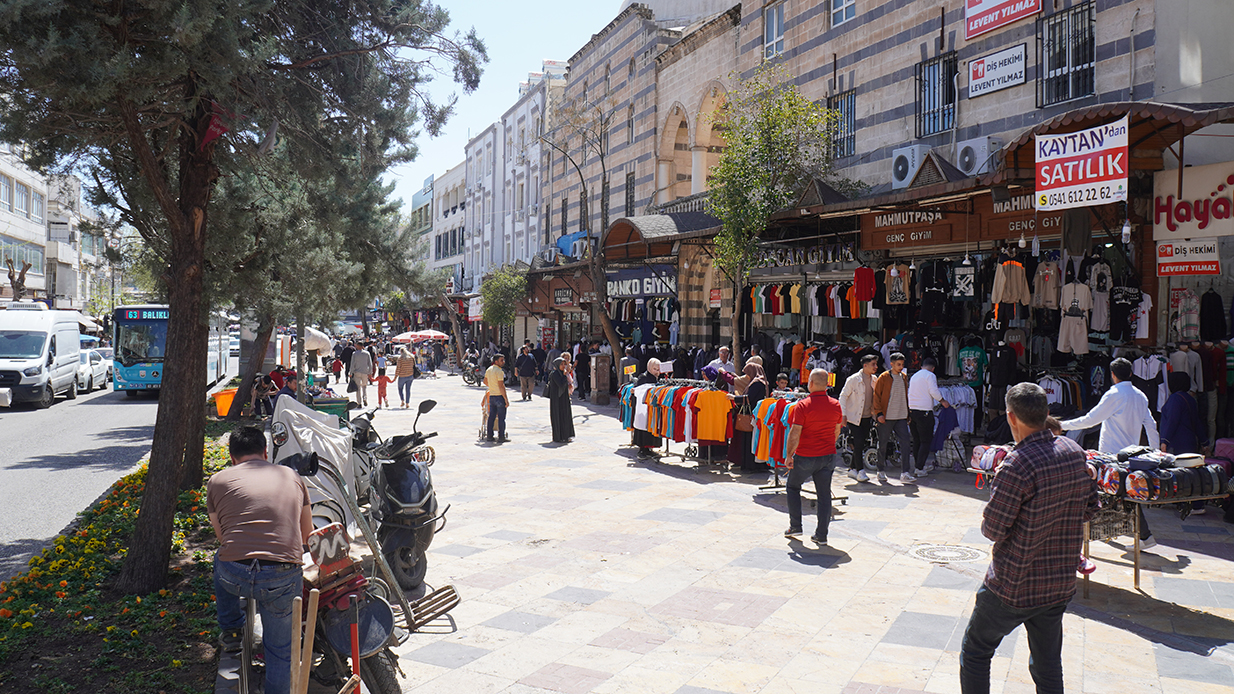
[1134,294,1153,340]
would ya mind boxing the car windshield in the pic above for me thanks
[117,321,167,365]
[97,348,113,359]
[0,331,47,359]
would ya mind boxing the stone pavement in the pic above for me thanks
[356,371,1234,694]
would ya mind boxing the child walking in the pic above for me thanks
[375,367,394,409]
[331,357,343,383]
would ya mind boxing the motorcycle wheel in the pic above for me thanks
[385,545,427,590]
[359,648,401,694]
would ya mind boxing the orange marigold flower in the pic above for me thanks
[59,581,67,588]
[159,611,167,618]
[121,607,129,615]
[0,608,12,618]
[55,592,66,599]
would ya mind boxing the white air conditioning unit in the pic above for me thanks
[955,136,1003,176]
[891,145,931,189]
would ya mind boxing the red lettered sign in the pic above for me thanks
[1035,115,1129,211]
[966,0,1041,40]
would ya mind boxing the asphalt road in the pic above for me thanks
[0,358,236,581]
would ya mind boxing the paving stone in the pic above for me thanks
[1153,644,1234,685]
[520,663,613,694]
[590,627,668,654]
[1152,577,1222,609]
[577,479,651,491]
[637,507,727,524]
[404,640,491,668]
[729,546,842,574]
[544,586,612,605]
[433,543,485,558]
[534,458,598,468]
[673,686,736,694]
[921,566,980,591]
[650,586,787,628]
[961,527,992,545]
[484,529,536,541]
[880,611,958,651]
[483,610,559,634]
[833,519,889,537]
[1179,524,1230,535]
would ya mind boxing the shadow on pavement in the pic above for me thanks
[1075,580,1234,655]
[0,536,53,582]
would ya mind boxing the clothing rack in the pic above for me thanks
[650,378,722,467]
[753,392,849,507]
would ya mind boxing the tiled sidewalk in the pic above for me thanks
[363,374,1234,694]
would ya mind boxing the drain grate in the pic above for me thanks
[908,544,989,564]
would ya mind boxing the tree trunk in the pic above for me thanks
[296,315,307,403]
[589,253,623,361]
[439,292,466,365]
[117,92,216,594]
[227,315,274,420]
[360,306,370,337]
[730,262,744,372]
[179,315,207,491]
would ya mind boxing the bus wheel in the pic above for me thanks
[125,390,140,398]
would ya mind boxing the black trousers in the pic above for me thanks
[909,410,935,471]
[846,417,874,470]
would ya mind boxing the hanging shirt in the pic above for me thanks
[1031,262,1061,309]
[787,392,844,456]
[854,266,876,301]
[957,346,987,387]
[886,264,911,305]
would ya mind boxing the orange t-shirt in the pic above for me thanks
[693,390,733,441]
[792,343,806,370]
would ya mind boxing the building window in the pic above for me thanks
[628,58,636,79]
[517,182,524,209]
[0,176,10,213]
[914,52,957,138]
[435,235,441,260]
[828,89,856,158]
[560,198,567,234]
[1038,1,1096,107]
[14,182,29,218]
[627,106,635,145]
[31,192,43,223]
[831,0,855,27]
[763,1,785,60]
[625,172,636,217]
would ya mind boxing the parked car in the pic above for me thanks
[96,348,114,381]
[0,303,81,408]
[76,349,109,393]
[229,336,240,356]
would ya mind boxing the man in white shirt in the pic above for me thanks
[1059,357,1161,547]
[907,358,951,475]
[707,346,736,375]
[839,354,880,482]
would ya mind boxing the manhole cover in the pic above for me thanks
[908,544,988,563]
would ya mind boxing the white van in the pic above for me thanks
[0,303,82,408]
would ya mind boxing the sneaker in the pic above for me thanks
[784,527,803,538]
[900,473,918,484]
[1191,507,1207,516]
[810,534,828,545]
[877,471,887,482]
[1140,536,1157,549]
[855,469,869,482]
[219,629,243,654]
[923,463,937,474]
[915,468,928,477]
[847,469,861,481]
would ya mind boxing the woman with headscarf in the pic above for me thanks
[393,346,417,408]
[1160,371,1210,514]
[546,356,575,443]
[633,358,663,457]
[729,361,770,472]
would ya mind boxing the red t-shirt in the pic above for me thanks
[854,266,876,301]
[787,392,844,456]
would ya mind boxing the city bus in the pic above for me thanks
[112,305,227,394]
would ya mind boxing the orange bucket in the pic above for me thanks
[214,388,238,417]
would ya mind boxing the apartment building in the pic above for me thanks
[501,63,565,267]
[408,175,434,264]
[430,162,466,286]
[462,123,502,291]
[0,144,48,302]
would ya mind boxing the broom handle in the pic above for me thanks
[296,589,320,694]
[334,674,361,694]
[290,596,302,694]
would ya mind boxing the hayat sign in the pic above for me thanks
[1152,161,1234,240]
[1035,115,1129,211]
[1157,239,1221,276]
[966,0,1040,40]
[969,44,1026,98]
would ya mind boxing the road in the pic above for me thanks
[0,358,235,581]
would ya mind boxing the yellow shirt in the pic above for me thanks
[485,365,506,395]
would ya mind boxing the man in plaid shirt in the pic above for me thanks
[960,383,1098,694]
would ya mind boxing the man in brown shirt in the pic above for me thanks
[207,426,312,694]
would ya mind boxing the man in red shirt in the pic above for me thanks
[784,368,845,544]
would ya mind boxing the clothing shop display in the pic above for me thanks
[1087,261,1112,332]
[1170,288,1201,343]
[1031,261,1061,309]
[1200,289,1227,341]
[1110,285,1142,343]
[1058,282,1092,354]
[991,255,1031,306]
[886,264,912,305]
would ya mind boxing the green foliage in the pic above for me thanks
[480,265,528,326]
[707,64,838,282]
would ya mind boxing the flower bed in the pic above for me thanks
[0,443,231,693]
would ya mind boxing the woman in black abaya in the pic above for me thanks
[546,357,575,443]
[633,358,663,457]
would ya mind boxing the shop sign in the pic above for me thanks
[1157,239,1221,276]
[605,265,676,298]
[1035,114,1129,211]
[966,0,1041,40]
[553,288,574,306]
[861,210,953,249]
[1152,161,1234,240]
[987,193,1064,236]
[873,211,946,228]
[751,242,856,268]
[969,44,1026,98]
[467,296,483,323]
[709,288,722,308]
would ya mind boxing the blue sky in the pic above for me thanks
[384,1,624,208]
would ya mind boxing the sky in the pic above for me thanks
[383,1,624,209]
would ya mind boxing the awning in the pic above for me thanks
[602,211,721,261]
[76,313,101,331]
[985,101,1234,184]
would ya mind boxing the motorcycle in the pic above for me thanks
[460,359,482,386]
[371,399,446,590]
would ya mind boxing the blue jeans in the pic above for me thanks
[214,556,303,694]
[487,396,507,439]
[959,585,1068,694]
[397,376,414,404]
[787,453,838,538]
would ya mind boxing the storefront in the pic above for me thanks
[605,265,678,345]
[525,261,595,349]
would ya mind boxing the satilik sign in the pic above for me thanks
[1035,115,1129,211]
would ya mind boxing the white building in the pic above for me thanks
[462,123,502,291]
[430,161,466,284]
[45,175,106,312]
[0,144,48,302]
[500,63,565,268]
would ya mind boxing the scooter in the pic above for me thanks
[370,400,447,590]
[460,360,482,386]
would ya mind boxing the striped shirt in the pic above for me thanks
[982,430,1098,609]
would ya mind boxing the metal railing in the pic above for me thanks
[1038,1,1096,107]
[915,52,957,138]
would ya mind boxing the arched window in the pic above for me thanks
[628,58,635,79]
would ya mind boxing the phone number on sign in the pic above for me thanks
[1041,185,1120,207]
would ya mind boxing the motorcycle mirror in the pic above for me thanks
[346,401,360,411]
[279,451,319,476]
[418,400,437,415]
[271,421,289,447]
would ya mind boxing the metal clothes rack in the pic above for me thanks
[755,392,848,507]
[649,378,724,467]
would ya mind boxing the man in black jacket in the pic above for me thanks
[515,346,538,401]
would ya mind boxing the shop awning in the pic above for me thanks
[75,312,101,332]
[985,101,1234,184]
[602,212,721,261]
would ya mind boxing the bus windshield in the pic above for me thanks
[116,321,167,365]
[0,331,47,359]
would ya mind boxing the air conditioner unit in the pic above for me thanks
[891,145,931,189]
[955,136,1003,176]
